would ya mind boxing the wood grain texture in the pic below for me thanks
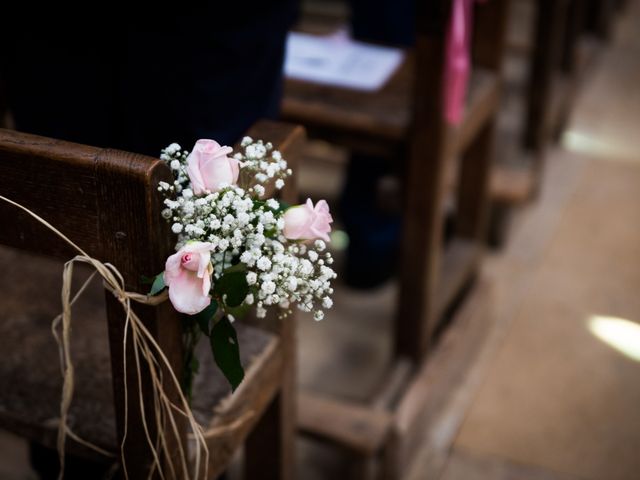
[284,2,508,476]
[499,0,588,196]
[282,57,412,144]
[524,0,569,151]
[452,69,501,156]
[393,279,494,477]
[0,129,102,260]
[0,128,179,477]
[298,391,393,456]
[395,3,452,362]
[94,145,181,479]
[0,121,305,479]
[456,118,496,244]
[435,239,482,322]
[0,248,278,465]
[241,119,304,480]
[473,0,511,71]
[491,163,537,204]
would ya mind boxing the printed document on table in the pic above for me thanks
[284,31,405,91]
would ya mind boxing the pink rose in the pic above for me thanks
[283,199,333,242]
[163,241,214,314]
[186,139,239,195]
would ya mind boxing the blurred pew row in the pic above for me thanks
[279,0,625,477]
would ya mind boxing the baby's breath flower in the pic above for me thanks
[158,138,335,325]
[257,257,272,271]
[240,251,254,265]
[261,281,276,295]
[286,277,298,291]
[246,271,257,285]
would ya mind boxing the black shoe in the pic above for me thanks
[343,216,401,290]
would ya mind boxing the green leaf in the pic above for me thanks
[182,349,200,403]
[274,200,290,213]
[223,262,247,274]
[214,271,249,308]
[224,301,251,321]
[210,316,244,391]
[191,300,218,336]
[264,227,278,238]
[149,273,166,295]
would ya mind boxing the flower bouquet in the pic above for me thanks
[149,137,336,394]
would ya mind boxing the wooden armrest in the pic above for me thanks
[298,391,393,455]
[435,238,483,321]
[454,68,501,154]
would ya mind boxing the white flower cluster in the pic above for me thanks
[159,143,190,193]
[159,140,336,321]
[236,136,292,192]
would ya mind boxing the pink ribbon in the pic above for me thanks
[443,0,477,125]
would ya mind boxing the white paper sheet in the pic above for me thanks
[284,30,405,92]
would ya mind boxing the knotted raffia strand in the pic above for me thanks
[0,195,213,479]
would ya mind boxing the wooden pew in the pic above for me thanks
[489,0,604,244]
[586,0,618,40]
[0,120,303,479]
[281,0,504,476]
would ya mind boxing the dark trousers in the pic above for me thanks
[340,0,414,288]
[1,5,295,156]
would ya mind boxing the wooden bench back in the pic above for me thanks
[0,128,185,477]
[0,123,304,477]
[0,128,173,290]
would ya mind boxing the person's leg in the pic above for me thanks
[340,153,402,288]
[117,4,296,157]
[349,0,415,46]
[339,0,414,289]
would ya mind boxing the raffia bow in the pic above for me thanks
[0,195,251,480]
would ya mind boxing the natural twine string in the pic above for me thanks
[0,195,252,480]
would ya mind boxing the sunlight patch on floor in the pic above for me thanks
[562,130,637,162]
[588,314,640,362]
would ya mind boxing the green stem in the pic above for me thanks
[182,319,201,403]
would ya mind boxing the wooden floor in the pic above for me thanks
[1,3,640,479]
